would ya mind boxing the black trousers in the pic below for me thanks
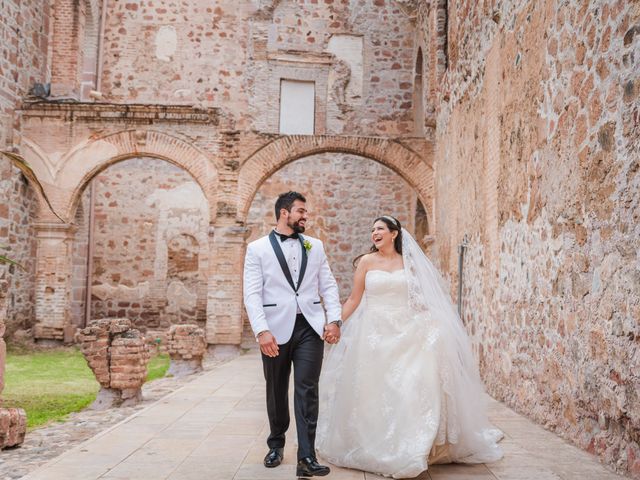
[262,314,324,460]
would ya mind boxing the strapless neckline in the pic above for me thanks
[366,268,405,276]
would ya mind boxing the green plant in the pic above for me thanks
[0,256,23,269]
[0,245,24,270]
[146,353,170,382]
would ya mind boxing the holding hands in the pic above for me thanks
[323,321,342,344]
[258,320,341,355]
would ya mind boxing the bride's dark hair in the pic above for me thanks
[353,216,403,267]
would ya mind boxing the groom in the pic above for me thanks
[243,191,342,477]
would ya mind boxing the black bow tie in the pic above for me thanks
[276,231,299,242]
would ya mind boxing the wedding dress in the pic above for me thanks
[316,229,502,478]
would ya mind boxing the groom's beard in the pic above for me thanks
[288,219,306,233]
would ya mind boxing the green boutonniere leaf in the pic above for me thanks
[303,240,312,252]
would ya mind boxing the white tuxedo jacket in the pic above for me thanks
[243,232,341,344]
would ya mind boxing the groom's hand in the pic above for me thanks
[258,331,279,357]
[323,323,341,344]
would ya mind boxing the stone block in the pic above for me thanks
[77,318,150,408]
[0,408,26,449]
[166,324,206,377]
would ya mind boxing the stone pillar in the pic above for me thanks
[32,222,76,344]
[166,324,206,377]
[205,223,250,355]
[0,275,27,449]
[77,318,150,409]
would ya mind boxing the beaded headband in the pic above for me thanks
[380,215,399,228]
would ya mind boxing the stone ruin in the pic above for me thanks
[0,279,26,448]
[77,318,150,409]
[166,324,207,377]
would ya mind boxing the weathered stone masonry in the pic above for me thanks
[415,0,639,476]
[86,158,210,333]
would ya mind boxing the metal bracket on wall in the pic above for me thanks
[457,234,469,320]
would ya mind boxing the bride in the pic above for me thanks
[316,216,502,478]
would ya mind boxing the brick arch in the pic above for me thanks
[237,135,434,226]
[0,151,58,222]
[59,130,218,222]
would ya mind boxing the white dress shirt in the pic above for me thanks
[277,232,302,313]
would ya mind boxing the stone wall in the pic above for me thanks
[98,0,416,136]
[424,0,640,476]
[100,0,250,117]
[0,0,50,147]
[0,162,38,338]
[0,0,50,340]
[86,158,210,334]
[265,0,416,135]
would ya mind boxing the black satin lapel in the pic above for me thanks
[298,235,308,290]
[268,231,296,292]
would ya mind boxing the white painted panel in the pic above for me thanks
[155,26,177,62]
[327,35,364,102]
[279,80,315,135]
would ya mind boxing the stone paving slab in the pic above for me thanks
[0,356,230,480]
[19,352,628,480]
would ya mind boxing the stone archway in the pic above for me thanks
[237,135,434,226]
[24,130,219,342]
[204,134,435,347]
[79,158,211,336]
[52,130,218,223]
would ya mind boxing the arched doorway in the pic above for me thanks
[21,130,219,344]
[243,151,430,343]
[70,157,210,341]
[236,135,434,224]
[232,134,434,346]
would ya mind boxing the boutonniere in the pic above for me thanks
[303,240,312,252]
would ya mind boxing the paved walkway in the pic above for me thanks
[21,352,626,480]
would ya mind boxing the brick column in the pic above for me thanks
[50,0,85,98]
[205,223,250,352]
[33,222,76,343]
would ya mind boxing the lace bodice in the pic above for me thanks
[365,269,409,311]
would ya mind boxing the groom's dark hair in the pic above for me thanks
[275,191,306,220]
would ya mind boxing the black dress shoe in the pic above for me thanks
[263,447,283,468]
[296,457,330,477]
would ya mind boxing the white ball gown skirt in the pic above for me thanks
[316,269,502,478]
